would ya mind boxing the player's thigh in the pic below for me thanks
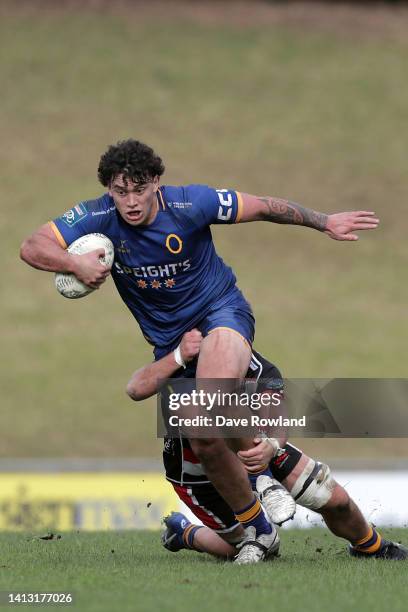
[172,482,239,534]
[196,328,251,379]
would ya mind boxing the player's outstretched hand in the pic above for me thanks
[70,249,111,289]
[180,329,203,363]
[324,211,379,241]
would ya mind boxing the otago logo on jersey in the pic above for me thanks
[165,233,183,255]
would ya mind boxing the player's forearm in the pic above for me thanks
[20,233,75,273]
[258,196,328,230]
[127,352,181,401]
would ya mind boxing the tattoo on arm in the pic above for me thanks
[258,197,328,231]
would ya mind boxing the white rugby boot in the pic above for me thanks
[256,475,296,526]
[234,524,280,565]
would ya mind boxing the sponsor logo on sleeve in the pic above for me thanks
[61,202,88,227]
[216,189,233,221]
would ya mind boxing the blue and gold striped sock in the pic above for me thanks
[235,496,272,536]
[351,526,383,555]
[182,524,204,549]
[248,464,273,491]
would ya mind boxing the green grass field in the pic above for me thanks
[1,1,408,459]
[1,4,407,610]
[0,528,407,612]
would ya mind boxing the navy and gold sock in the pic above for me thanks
[182,524,204,550]
[351,526,383,555]
[235,496,272,536]
[248,464,273,491]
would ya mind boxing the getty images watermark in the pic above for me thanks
[157,378,307,438]
[166,388,305,429]
[157,378,408,438]
[168,388,283,411]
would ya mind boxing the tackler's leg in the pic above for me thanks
[281,451,408,560]
[161,488,247,561]
[162,511,241,559]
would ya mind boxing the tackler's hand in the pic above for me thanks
[180,329,203,363]
[238,438,280,473]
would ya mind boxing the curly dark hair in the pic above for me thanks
[97,139,165,187]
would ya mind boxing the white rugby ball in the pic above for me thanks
[55,233,114,299]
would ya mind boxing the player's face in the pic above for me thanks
[109,175,160,226]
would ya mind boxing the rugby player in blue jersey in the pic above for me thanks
[21,139,380,563]
[127,329,408,562]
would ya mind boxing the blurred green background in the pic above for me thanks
[1,1,407,458]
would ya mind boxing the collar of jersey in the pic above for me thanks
[157,187,166,211]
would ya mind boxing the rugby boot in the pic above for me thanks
[349,539,408,560]
[256,475,296,526]
[161,512,190,552]
[234,524,280,565]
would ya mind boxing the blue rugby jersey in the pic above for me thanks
[50,184,248,349]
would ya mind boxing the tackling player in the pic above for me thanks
[20,139,379,562]
[127,329,408,562]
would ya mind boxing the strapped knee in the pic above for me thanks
[291,459,336,510]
